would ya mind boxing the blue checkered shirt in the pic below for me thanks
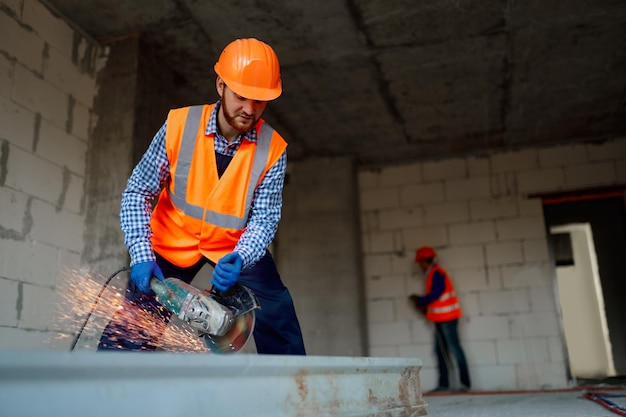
[120,101,287,269]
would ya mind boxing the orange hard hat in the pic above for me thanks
[214,38,282,101]
[415,246,436,262]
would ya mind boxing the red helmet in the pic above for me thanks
[415,246,436,262]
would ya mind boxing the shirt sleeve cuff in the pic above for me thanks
[234,247,254,270]
[128,241,156,266]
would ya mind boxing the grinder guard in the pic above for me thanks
[202,285,261,353]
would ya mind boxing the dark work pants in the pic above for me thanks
[434,319,471,389]
[98,251,306,355]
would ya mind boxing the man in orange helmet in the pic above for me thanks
[98,38,306,355]
[409,246,470,392]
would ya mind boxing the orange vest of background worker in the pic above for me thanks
[424,264,462,322]
[410,246,471,392]
[150,103,287,267]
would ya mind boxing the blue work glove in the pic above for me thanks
[212,252,243,292]
[130,261,165,293]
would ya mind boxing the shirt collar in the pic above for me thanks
[206,99,259,143]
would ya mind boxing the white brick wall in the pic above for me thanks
[359,137,626,390]
[538,145,587,168]
[467,155,490,176]
[359,187,400,210]
[495,216,546,240]
[449,221,496,245]
[564,161,616,188]
[517,168,565,194]
[0,11,46,73]
[0,239,58,286]
[423,201,470,225]
[379,207,423,230]
[402,225,448,249]
[587,140,626,161]
[491,149,538,173]
[485,241,524,266]
[515,362,567,390]
[479,289,531,315]
[0,96,37,147]
[37,118,87,174]
[445,177,491,201]
[464,340,498,366]
[400,182,445,206]
[23,0,75,58]
[470,197,518,220]
[0,278,19,326]
[0,0,102,348]
[6,145,65,203]
[0,53,13,97]
[452,267,501,292]
[20,283,56,330]
[367,299,395,323]
[13,65,68,126]
[472,365,517,391]
[423,158,467,180]
[368,321,412,346]
[379,163,422,186]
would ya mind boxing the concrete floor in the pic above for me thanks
[424,388,624,417]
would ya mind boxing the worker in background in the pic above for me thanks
[98,38,306,355]
[409,246,470,392]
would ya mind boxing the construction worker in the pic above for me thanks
[409,246,470,392]
[98,38,306,355]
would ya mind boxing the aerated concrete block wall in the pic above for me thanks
[359,138,626,391]
[0,0,103,349]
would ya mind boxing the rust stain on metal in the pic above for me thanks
[294,368,309,403]
[398,366,427,416]
[287,365,426,417]
[400,366,423,404]
[367,387,397,413]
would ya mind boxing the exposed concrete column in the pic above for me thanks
[278,157,367,356]
[82,36,202,277]
[82,37,140,275]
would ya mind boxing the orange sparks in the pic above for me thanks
[53,268,208,353]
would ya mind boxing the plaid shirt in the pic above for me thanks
[120,100,287,269]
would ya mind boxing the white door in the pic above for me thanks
[551,223,615,379]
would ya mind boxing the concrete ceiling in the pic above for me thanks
[44,0,626,167]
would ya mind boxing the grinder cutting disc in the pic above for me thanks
[202,311,255,353]
[201,284,260,354]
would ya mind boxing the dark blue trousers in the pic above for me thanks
[434,319,471,389]
[98,251,306,355]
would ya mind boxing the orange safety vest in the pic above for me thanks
[425,265,462,322]
[150,104,287,267]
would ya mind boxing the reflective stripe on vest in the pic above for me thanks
[430,302,461,314]
[438,291,457,302]
[167,105,272,229]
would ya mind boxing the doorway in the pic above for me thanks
[542,192,626,378]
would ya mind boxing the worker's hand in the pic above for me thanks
[212,252,243,292]
[409,294,426,315]
[130,261,165,293]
